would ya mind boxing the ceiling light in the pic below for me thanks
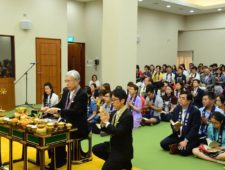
[166,5,171,8]
[138,0,143,2]
[189,10,195,13]
[217,8,222,11]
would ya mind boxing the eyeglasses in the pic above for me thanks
[111,98,120,102]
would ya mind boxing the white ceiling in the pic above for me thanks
[138,0,225,15]
[74,0,225,15]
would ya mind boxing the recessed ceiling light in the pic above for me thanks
[138,0,143,2]
[217,8,222,11]
[189,10,195,13]
[166,5,171,8]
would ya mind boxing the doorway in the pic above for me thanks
[68,42,85,87]
[177,51,193,69]
[36,38,61,104]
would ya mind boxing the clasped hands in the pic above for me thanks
[99,109,110,127]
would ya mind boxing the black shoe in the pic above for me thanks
[56,160,66,168]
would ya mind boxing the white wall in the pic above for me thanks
[67,0,85,42]
[0,0,68,105]
[84,0,102,85]
[179,12,225,65]
[137,8,185,69]
[67,0,102,85]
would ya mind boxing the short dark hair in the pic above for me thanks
[211,111,225,124]
[115,85,123,90]
[146,84,155,94]
[91,83,97,89]
[192,66,197,70]
[193,79,200,84]
[129,83,138,91]
[102,83,111,91]
[102,90,112,97]
[127,81,134,87]
[92,74,97,80]
[180,91,193,101]
[144,65,150,70]
[112,88,127,104]
[203,92,216,100]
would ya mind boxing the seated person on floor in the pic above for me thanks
[127,83,142,128]
[40,82,59,118]
[192,111,225,164]
[141,85,163,126]
[200,67,215,92]
[93,88,133,170]
[160,85,177,122]
[198,92,224,144]
[160,91,201,156]
[163,65,175,84]
[84,86,97,126]
[174,67,186,84]
[174,82,185,99]
[191,79,204,108]
[216,95,225,113]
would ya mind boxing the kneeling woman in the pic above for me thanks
[192,111,225,164]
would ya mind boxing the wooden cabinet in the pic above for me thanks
[0,78,15,111]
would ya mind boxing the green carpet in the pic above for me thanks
[92,122,223,170]
[4,107,224,170]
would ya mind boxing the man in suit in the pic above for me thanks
[160,91,201,156]
[200,67,215,91]
[92,88,133,170]
[44,70,88,169]
[192,79,205,108]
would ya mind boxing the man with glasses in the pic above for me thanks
[93,88,133,170]
[44,70,88,169]
[160,91,201,156]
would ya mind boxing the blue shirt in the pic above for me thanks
[207,123,225,147]
[87,99,97,119]
[199,106,224,136]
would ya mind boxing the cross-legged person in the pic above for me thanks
[160,91,201,156]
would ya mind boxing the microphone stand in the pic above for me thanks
[15,63,36,107]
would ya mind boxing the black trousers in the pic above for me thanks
[93,142,132,170]
[160,134,198,156]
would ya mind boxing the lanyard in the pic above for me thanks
[199,105,216,135]
[65,86,80,109]
[149,95,156,116]
[213,127,223,146]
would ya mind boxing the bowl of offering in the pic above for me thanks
[57,122,65,130]
[66,123,72,130]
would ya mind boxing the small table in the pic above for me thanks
[0,123,76,170]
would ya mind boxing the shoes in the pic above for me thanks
[169,143,178,154]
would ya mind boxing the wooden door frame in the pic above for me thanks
[68,42,85,87]
[35,37,62,104]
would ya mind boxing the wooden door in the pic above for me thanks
[36,38,61,104]
[177,51,193,69]
[0,78,15,110]
[68,43,85,87]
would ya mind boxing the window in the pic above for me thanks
[0,35,15,78]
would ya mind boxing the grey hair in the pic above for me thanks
[66,70,80,80]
